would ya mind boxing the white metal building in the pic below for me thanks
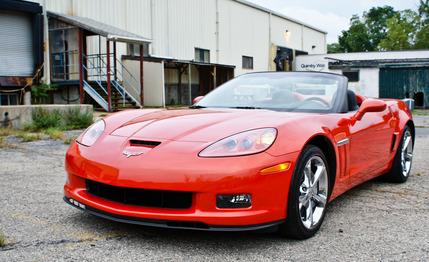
[18,0,327,109]
[295,50,429,107]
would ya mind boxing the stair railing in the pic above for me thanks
[96,54,142,107]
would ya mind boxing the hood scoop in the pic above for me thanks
[129,139,161,148]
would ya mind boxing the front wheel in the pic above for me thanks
[279,145,330,239]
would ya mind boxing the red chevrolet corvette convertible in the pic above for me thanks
[64,72,414,239]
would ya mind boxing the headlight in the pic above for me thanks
[76,120,105,146]
[199,128,277,157]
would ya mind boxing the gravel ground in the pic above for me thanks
[0,123,428,262]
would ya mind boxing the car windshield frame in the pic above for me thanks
[194,72,348,113]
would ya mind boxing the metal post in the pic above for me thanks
[106,40,112,111]
[78,29,84,104]
[188,64,192,105]
[113,41,117,81]
[178,65,182,104]
[213,65,217,90]
[140,44,144,107]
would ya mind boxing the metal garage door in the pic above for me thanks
[379,67,429,107]
[0,11,34,76]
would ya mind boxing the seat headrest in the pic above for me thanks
[347,90,359,111]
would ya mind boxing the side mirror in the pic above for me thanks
[354,99,387,121]
[192,96,204,104]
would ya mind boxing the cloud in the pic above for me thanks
[246,0,420,43]
[279,7,349,43]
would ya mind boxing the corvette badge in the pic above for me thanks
[122,150,144,158]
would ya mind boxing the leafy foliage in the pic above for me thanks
[0,231,5,247]
[364,6,397,49]
[337,15,372,52]
[379,10,418,51]
[31,108,62,130]
[63,108,93,130]
[415,0,429,49]
[31,84,57,104]
[28,108,93,131]
[329,2,429,53]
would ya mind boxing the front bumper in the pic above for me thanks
[64,140,300,228]
[64,197,283,231]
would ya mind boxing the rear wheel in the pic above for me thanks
[385,126,413,183]
[279,145,330,239]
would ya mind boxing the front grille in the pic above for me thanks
[86,180,193,209]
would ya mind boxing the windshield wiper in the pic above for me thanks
[189,105,207,109]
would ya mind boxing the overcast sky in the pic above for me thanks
[247,0,421,43]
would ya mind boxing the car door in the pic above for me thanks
[347,106,395,187]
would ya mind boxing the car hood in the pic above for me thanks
[110,108,313,142]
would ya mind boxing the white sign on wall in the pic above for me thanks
[297,61,328,72]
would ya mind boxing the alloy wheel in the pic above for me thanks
[298,156,329,229]
[401,130,413,177]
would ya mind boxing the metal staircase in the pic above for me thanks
[82,54,142,111]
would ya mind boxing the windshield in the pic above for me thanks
[196,72,345,112]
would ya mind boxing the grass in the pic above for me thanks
[63,137,75,145]
[412,109,429,116]
[0,231,6,247]
[0,128,41,143]
[0,127,65,143]
[0,108,92,145]
[63,108,93,130]
[26,108,93,132]
[30,108,62,130]
[0,137,14,149]
[19,132,43,142]
[43,128,65,140]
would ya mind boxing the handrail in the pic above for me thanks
[82,80,108,111]
[96,54,141,98]
[82,64,108,95]
[87,53,141,107]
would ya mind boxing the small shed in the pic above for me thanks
[295,50,429,108]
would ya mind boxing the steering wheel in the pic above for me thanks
[300,97,330,108]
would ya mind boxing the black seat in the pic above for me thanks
[347,90,359,111]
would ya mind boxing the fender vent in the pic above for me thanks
[130,139,161,148]
[391,133,398,152]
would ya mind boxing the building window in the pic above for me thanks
[127,43,150,57]
[342,70,359,82]
[195,48,210,63]
[242,56,254,69]
[0,93,18,106]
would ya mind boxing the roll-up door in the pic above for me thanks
[0,11,34,76]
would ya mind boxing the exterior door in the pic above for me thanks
[0,11,34,76]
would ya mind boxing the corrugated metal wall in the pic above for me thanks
[33,0,326,73]
[379,67,429,107]
[0,11,34,76]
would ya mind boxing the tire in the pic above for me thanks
[385,126,414,183]
[279,145,330,239]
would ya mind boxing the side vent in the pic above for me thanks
[390,133,398,152]
[130,140,161,148]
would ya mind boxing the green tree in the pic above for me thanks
[332,7,398,53]
[415,0,429,48]
[364,6,397,49]
[379,10,418,51]
[327,43,343,53]
[337,15,372,52]
[419,0,429,23]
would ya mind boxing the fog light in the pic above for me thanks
[216,194,251,208]
[69,198,85,209]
